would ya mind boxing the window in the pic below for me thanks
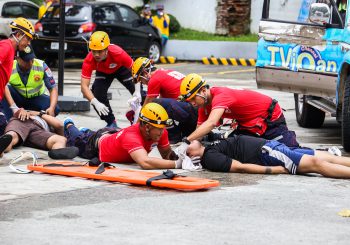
[2,3,22,18]
[93,6,118,23]
[118,5,140,23]
[265,0,343,27]
[43,5,91,21]
[22,4,38,19]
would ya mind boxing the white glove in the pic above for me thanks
[174,157,183,169]
[182,156,202,171]
[127,96,141,111]
[133,83,142,101]
[91,98,109,116]
[176,142,189,156]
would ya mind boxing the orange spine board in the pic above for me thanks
[27,161,219,191]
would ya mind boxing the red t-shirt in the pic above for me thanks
[197,87,282,134]
[81,44,133,79]
[99,123,170,163]
[0,39,15,100]
[147,69,184,99]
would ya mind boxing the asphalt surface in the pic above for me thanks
[0,63,349,245]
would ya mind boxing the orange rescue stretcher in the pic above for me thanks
[27,161,220,191]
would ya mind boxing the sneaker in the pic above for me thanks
[78,127,90,133]
[48,146,79,159]
[63,117,75,131]
[328,146,342,157]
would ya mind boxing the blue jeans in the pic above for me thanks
[65,125,117,159]
[2,85,60,120]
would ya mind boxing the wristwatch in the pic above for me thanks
[39,110,46,118]
[182,137,190,144]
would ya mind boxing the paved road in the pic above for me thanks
[1,63,349,245]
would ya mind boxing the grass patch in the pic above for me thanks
[171,28,258,42]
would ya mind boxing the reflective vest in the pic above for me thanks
[9,59,45,99]
[339,2,347,12]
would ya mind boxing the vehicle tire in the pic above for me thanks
[294,93,325,128]
[148,41,161,63]
[342,77,350,151]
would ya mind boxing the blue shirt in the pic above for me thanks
[16,61,56,90]
[154,98,197,122]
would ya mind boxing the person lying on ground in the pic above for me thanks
[64,102,189,170]
[186,135,350,178]
[0,110,78,159]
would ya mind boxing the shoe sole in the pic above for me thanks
[0,134,12,154]
[48,146,79,159]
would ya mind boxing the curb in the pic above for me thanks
[159,56,177,64]
[202,57,256,66]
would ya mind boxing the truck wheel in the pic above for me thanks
[342,78,350,151]
[294,93,325,128]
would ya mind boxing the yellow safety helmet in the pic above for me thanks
[139,102,169,128]
[132,57,152,82]
[89,31,110,50]
[180,73,206,101]
[9,17,36,39]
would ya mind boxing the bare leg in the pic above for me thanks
[46,135,67,150]
[315,150,350,167]
[298,155,350,178]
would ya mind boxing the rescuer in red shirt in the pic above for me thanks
[131,57,185,106]
[0,17,36,135]
[81,31,135,128]
[179,73,299,148]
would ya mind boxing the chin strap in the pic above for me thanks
[11,32,25,47]
[8,151,38,174]
[196,94,208,103]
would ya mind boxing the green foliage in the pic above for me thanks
[172,28,258,42]
[29,0,43,6]
[134,6,181,35]
[168,14,180,34]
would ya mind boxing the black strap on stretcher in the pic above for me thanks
[95,162,115,174]
[43,158,114,175]
[43,163,86,167]
[146,169,177,186]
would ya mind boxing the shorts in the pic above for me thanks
[4,118,55,150]
[260,141,314,174]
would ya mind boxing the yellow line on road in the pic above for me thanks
[218,68,255,74]
[198,68,255,76]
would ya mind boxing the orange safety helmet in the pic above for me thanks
[89,31,110,50]
[132,57,152,82]
[180,73,206,101]
[9,17,36,39]
[139,102,169,128]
